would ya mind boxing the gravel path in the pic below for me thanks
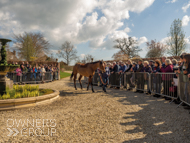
[0,77,190,143]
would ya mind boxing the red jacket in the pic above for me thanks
[160,65,173,80]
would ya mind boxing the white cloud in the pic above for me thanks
[182,15,190,26]
[124,27,131,33]
[138,36,148,45]
[166,0,177,3]
[185,36,190,45]
[182,1,190,12]
[161,37,170,44]
[0,0,155,51]
[80,54,85,58]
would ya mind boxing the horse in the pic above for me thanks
[70,61,106,92]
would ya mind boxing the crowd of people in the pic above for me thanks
[8,61,59,83]
[98,53,190,99]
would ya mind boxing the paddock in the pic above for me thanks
[0,76,190,142]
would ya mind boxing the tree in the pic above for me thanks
[113,37,141,58]
[76,54,94,63]
[112,50,129,61]
[14,32,50,61]
[57,41,77,65]
[145,40,167,58]
[167,19,186,56]
[82,54,94,63]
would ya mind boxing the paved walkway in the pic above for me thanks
[0,77,190,142]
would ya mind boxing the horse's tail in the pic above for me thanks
[70,72,74,81]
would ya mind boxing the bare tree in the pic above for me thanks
[113,37,141,58]
[112,50,129,61]
[167,19,186,56]
[14,32,50,61]
[145,40,167,58]
[57,41,77,65]
[76,54,95,63]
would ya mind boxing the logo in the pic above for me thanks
[7,119,56,137]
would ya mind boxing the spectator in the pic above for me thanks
[33,66,37,81]
[172,59,178,66]
[161,59,173,98]
[16,65,22,83]
[125,60,132,73]
[152,59,161,97]
[28,65,33,80]
[135,59,144,93]
[119,62,127,74]
[125,60,133,90]
[99,63,110,92]
[37,67,42,81]
[143,61,152,94]
[131,62,137,72]
[111,62,119,74]
[21,64,27,82]
[162,56,167,68]
[26,62,30,69]
[149,60,155,71]
[41,65,46,82]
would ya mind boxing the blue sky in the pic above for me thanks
[0,0,190,65]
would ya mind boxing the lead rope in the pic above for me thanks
[98,74,108,85]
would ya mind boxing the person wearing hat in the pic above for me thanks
[149,60,155,71]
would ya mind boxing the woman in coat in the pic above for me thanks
[160,59,173,96]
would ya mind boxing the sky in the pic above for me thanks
[0,0,190,65]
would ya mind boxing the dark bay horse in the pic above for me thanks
[70,61,106,92]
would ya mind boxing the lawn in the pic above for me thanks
[60,71,71,79]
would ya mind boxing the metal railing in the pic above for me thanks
[6,71,59,84]
[150,73,178,101]
[178,74,190,106]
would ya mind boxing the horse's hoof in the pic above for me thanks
[75,88,77,90]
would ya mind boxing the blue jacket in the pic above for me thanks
[152,66,161,73]
[119,65,127,72]
[143,66,152,73]
[133,65,137,72]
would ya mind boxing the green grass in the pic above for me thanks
[60,71,71,79]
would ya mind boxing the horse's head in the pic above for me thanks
[99,60,106,72]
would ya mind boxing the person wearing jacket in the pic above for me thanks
[111,62,119,74]
[135,59,144,93]
[99,63,110,92]
[143,61,152,94]
[149,60,155,71]
[124,60,133,90]
[21,64,27,82]
[16,65,22,83]
[111,62,119,88]
[160,59,173,97]
[152,59,161,97]
[41,66,46,82]
[33,66,37,81]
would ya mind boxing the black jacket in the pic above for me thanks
[136,64,144,72]
[125,64,132,72]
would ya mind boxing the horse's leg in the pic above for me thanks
[74,74,77,90]
[78,75,83,89]
[90,76,94,92]
[87,77,90,91]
